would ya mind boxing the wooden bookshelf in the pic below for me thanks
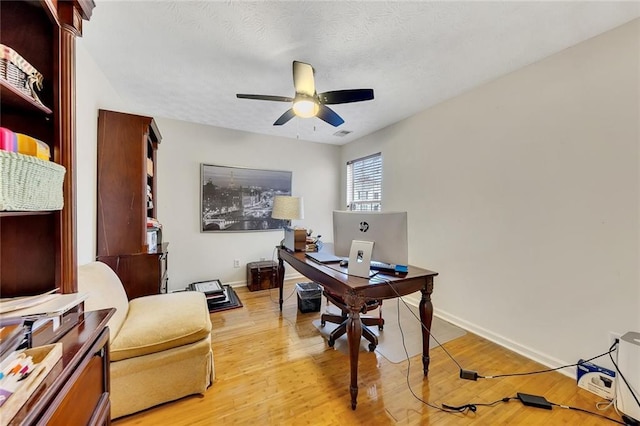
[96,109,168,299]
[0,0,93,297]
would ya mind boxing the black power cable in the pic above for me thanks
[443,397,517,413]
[550,401,626,425]
[482,340,619,379]
[391,296,515,415]
[478,341,618,379]
[382,277,622,382]
[382,278,631,424]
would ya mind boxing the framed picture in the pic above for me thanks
[201,164,292,232]
[189,279,224,295]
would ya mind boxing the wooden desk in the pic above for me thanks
[276,248,438,409]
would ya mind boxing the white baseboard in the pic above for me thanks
[402,294,574,379]
[226,272,305,288]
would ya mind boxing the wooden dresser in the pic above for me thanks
[97,246,168,299]
[8,309,114,426]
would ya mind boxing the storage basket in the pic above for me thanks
[0,151,65,211]
[0,44,44,105]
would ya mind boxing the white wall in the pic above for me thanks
[154,118,340,288]
[77,19,638,372]
[75,40,340,289]
[342,20,640,371]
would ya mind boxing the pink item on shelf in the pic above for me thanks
[0,127,17,152]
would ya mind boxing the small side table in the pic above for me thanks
[246,260,278,291]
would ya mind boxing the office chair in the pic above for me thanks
[320,290,384,352]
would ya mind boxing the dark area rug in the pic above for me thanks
[207,285,243,313]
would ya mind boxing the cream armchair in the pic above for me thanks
[78,261,214,419]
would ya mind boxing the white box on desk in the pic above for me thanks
[283,227,306,252]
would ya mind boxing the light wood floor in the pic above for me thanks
[114,280,619,425]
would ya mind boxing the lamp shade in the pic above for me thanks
[271,196,304,220]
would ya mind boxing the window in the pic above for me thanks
[346,152,382,211]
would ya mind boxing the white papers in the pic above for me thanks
[0,293,87,318]
[0,290,57,314]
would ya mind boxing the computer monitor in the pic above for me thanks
[332,210,408,265]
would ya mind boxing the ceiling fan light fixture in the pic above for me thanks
[292,98,319,118]
[237,61,374,127]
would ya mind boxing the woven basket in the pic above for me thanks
[0,44,44,105]
[0,151,65,211]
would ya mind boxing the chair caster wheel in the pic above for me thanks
[378,325,384,331]
[321,320,326,327]
[328,338,335,347]
[368,343,376,352]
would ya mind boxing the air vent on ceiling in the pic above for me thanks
[333,130,352,137]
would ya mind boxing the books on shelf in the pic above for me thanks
[146,217,162,229]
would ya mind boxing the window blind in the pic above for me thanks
[346,152,382,211]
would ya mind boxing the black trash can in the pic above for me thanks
[296,282,322,313]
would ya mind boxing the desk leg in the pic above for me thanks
[346,308,362,410]
[277,256,285,312]
[419,278,434,376]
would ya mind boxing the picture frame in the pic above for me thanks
[189,279,224,295]
[200,164,292,232]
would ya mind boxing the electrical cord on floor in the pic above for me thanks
[383,278,633,422]
[392,296,516,415]
[481,340,619,379]
[382,278,623,382]
[595,399,640,426]
[550,401,627,425]
[382,278,464,371]
[597,398,618,412]
[442,397,517,413]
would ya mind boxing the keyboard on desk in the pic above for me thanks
[341,259,397,273]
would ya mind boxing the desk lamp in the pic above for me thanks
[271,196,304,250]
[271,195,304,224]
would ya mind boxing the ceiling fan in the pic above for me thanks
[236,61,374,127]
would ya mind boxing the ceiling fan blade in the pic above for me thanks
[273,109,296,126]
[316,105,344,127]
[292,61,315,97]
[236,94,293,102]
[318,89,374,105]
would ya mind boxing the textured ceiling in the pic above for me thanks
[82,1,639,145]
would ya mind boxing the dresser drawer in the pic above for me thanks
[39,327,110,425]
